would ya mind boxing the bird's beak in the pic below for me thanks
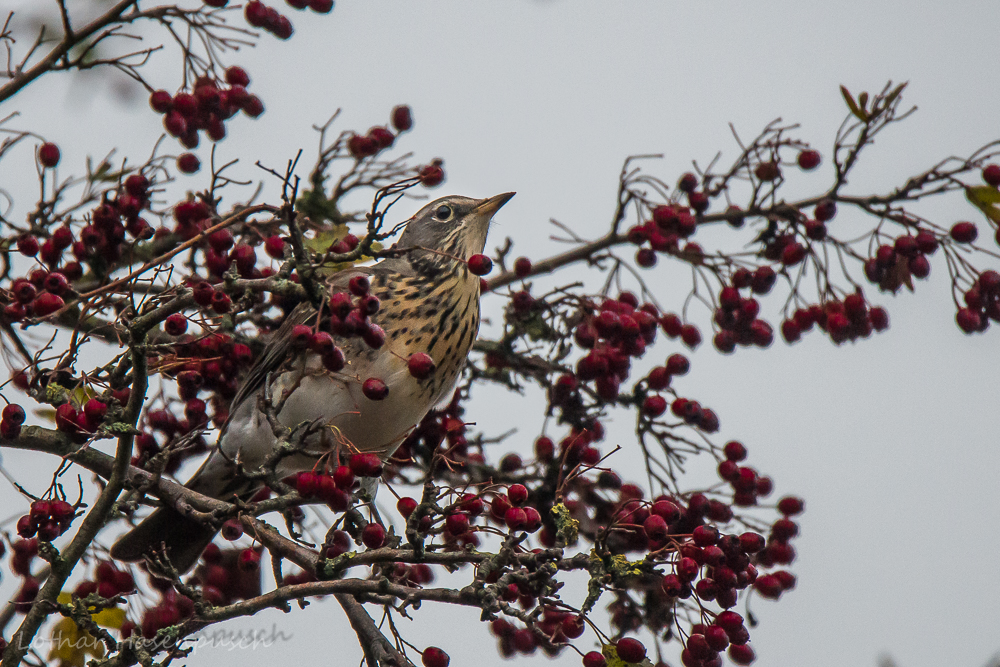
[473,192,516,217]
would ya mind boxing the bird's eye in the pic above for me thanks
[434,205,453,221]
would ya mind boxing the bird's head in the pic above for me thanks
[395,193,514,271]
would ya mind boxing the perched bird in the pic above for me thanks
[111,192,514,572]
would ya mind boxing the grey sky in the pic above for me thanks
[1,2,998,666]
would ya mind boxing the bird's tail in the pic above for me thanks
[109,505,218,574]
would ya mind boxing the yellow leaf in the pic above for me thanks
[966,185,1000,224]
[48,617,106,667]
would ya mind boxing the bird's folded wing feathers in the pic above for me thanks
[223,266,374,428]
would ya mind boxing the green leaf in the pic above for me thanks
[840,85,868,122]
[966,185,1000,224]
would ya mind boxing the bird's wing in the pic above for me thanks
[224,266,374,424]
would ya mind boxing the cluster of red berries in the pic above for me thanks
[294,453,380,511]
[54,397,116,441]
[705,266,777,353]
[781,292,889,345]
[627,202,704,268]
[345,106,411,159]
[955,269,1000,333]
[4,174,153,323]
[133,546,259,639]
[15,497,76,541]
[244,1,295,38]
[1,403,26,438]
[863,228,940,291]
[489,606,584,658]
[150,68,263,153]
[74,561,135,601]
[569,293,660,402]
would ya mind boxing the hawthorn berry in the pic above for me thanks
[349,452,383,477]
[814,198,837,222]
[419,165,444,187]
[177,153,201,174]
[422,647,450,667]
[797,149,821,170]
[642,395,667,417]
[361,523,386,549]
[950,221,978,243]
[264,235,286,258]
[615,637,646,663]
[38,143,61,168]
[467,254,492,276]
[678,172,698,192]
[513,257,532,277]
[983,163,1000,187]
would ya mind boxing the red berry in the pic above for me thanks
[149,90,172,113]
[392,105,413,132]
[777,496,805,515]
[467,254,492,276]
[615,637,646,663]
[513,257,532,277]
[950,221,978,243]
[264,235,285,259]
[419,165,444,187]
[348,275,370,296]
[643,514,668,540]
[38,143,61,168]
[361,523,386,549]
[308,0,333,12]
[814,198,837,222]
[678,172,698,192]
[642,395,667,417]
[504,507,527,531]
[666,353,690,375]
[751,266,776,294]
[582,651,606,667]
[290,324,313,348]
[164,313,187,336]
[397,497,418,518]
[422,647,450,667]
[16,235,39,257]
[347,134,378,159]
[781,241,807,266]
[177,153,200,174]
[3,404,26,425]
[728,644,756,665]
[238,548,260,571]
[797,149,821,170]
[983,164,1000,187]
[506,483,528,506]
[680,324,701,348]
[31,293,64,317]
[956,307,982,333]
[349,452,383,477]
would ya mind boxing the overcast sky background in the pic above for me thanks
[1,2,999,667]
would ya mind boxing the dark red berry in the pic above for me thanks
[513,257,532,277]
[950,221,978,243]
[177,153,200,174]
[798,149,821,170]
[392,105,413,132]
[419,165,444,187]
[422,647,450,667]
[467,254,492,276]
[38,143,61,168]
[361,523,386,549]
[983,164,1000,187]
[615,637,646,663]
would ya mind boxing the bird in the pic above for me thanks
[111,192,514,572]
